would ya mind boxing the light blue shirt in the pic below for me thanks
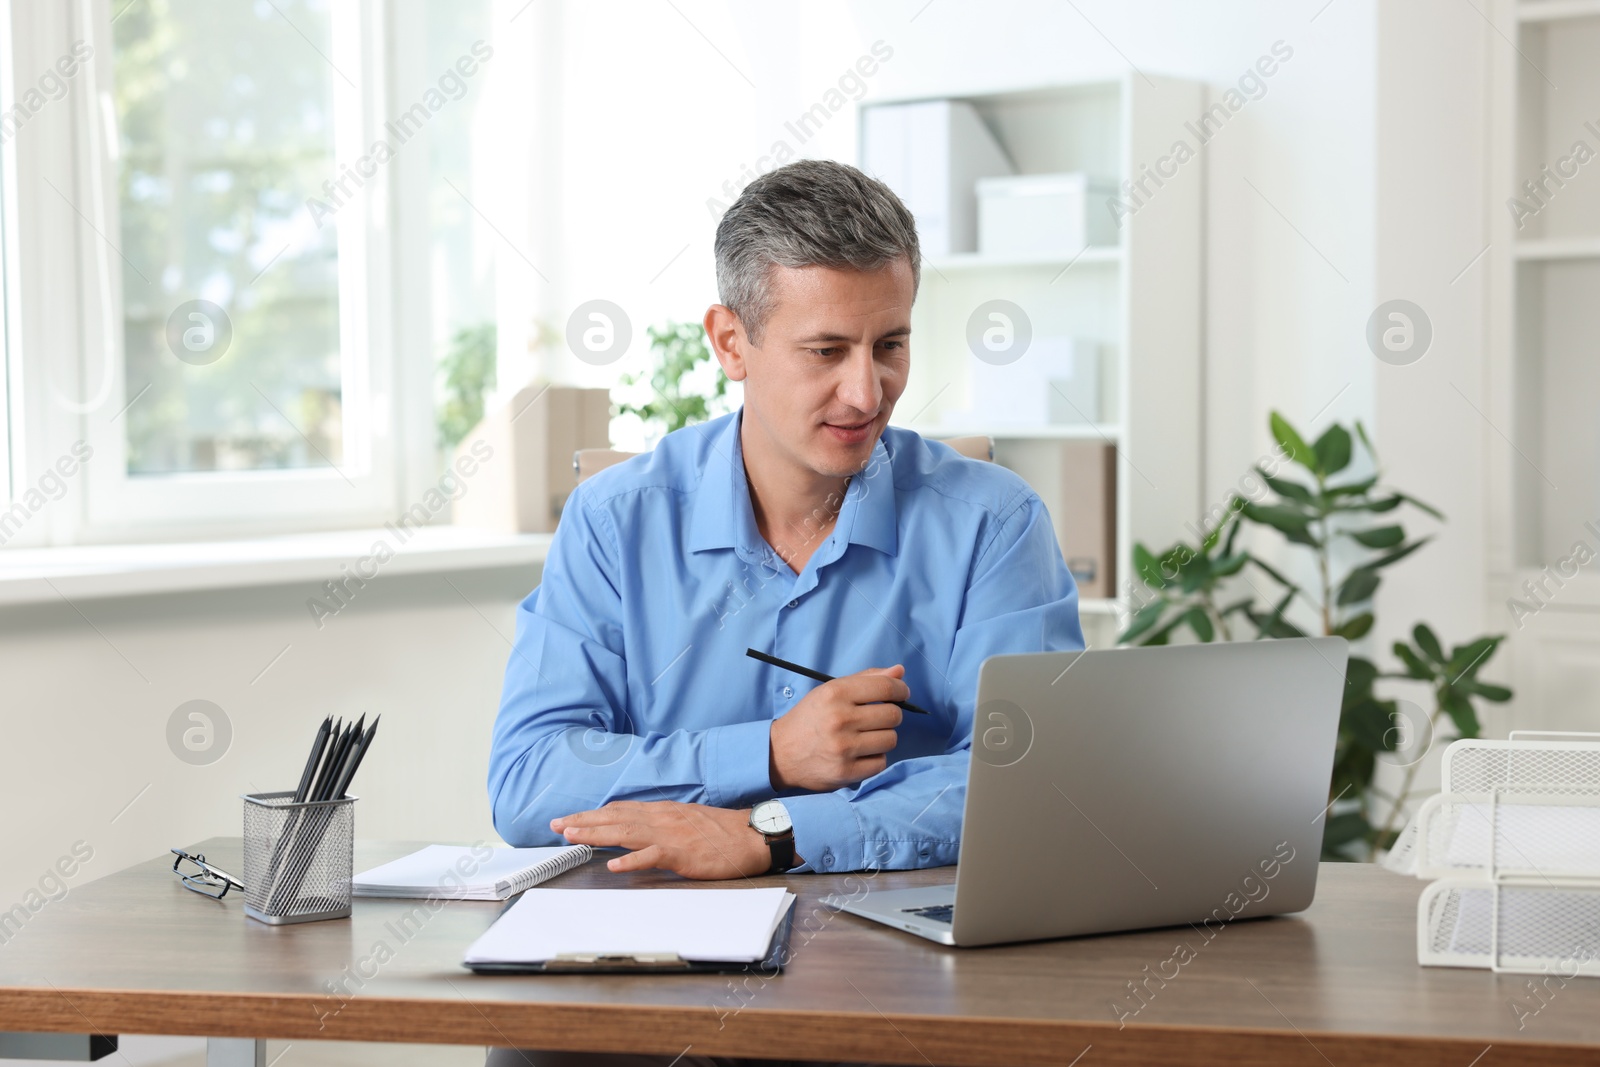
[488,410,1085,872]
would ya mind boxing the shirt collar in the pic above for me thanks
[687,409,899,559]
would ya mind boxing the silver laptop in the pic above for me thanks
[824,638,1348,946]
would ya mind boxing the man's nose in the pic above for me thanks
[836,347,882,414]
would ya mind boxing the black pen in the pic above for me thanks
[745,648,931,715]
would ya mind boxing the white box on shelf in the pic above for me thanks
[860,99,1014,257]
[952,336,1102,429]
[977,173,1118,257]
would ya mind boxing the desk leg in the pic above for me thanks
[206,1038,265,1067]
[0,1033,117,1060]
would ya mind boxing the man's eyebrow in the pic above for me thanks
[796,326,912,343]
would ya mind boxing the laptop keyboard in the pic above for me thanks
[902,903,953,924]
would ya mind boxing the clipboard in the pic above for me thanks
[463,895,795,975]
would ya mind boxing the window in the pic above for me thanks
[115,0,345,477]
[80,0,399,534]
[2,0,499,545]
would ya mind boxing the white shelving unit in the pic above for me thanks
[859,76,1204,645]
[1487,3,1600,735]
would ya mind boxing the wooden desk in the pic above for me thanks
[0,838,1596,1066]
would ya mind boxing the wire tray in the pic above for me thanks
[1401,733,1600,976]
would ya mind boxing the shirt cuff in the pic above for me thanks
[702,718,776,808]
[783,790,862,873]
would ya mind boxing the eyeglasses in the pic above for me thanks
[171,848,245,900]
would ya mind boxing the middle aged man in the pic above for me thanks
[488,158,1084,893]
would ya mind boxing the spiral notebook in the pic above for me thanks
[352,844,593,901]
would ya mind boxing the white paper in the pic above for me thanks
[353,844,587,899]
[1443,804,1600,872]
[463,887,796,965]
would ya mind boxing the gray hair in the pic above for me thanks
[714,159,920,347]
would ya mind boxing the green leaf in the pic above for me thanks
[1365,538,1430,572]
[1346,697,1397,752]
[1118,599,1170,644]
[1221,511,1244,555]
[1132,543,1163,588]
[1322,810,1370,850]
[1248,606,1308,640]
[1440,689,1481,738]
[1398,492,1444,520]
[1183,606,1215,643]
[1360,495,1404,513]
[1392,641,1433,680]
[1413,624,1445,664]
[1210,553,1249,579]
[1348,525,1405,549]
[1334,613,1374,640]
[1270,411,1318,473]
[1312,425,1353,476]
[1344,655,1379,701]
[1248,556,1298,591]
[1446,636,1501,676]
[1141,612,1189,646]
[1327,474,1380,498]
[1240,503,1320,547]
[1354,420,1377,461]
[1241,502,1312,529]
[1260,471,1315,505]
[1337,568,1381,606]
[1462,681,1512,702]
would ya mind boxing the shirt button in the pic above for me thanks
[782,686,794,698]
[787,599,798,609]
[821,847,834,870]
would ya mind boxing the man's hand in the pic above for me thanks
[551,801,770,880]
[769,665,907,793]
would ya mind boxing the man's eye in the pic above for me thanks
[880,340,905,351]
[808,347,841,358]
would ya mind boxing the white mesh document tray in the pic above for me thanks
[1398,733,1600,976]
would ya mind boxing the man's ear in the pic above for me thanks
[704,304,749,383]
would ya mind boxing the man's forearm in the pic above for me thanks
[489,715,777,845]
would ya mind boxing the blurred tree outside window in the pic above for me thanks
[115,0,343,475]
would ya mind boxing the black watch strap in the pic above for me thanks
[764,830,796,874]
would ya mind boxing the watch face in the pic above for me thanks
[751,800,792,835]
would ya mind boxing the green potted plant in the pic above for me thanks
[1120,412,1511,860]
[614,321,731,442]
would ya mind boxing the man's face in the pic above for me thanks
[718,258,913,481]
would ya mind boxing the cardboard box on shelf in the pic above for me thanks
[452,384,612,534]
[1057,441,1117,600]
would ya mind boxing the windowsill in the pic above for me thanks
[0,526,552,607]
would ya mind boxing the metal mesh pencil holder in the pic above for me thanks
[242,791,357,925]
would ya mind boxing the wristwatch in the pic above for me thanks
[749,799,798,874]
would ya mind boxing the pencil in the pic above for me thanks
[745,648,931,715]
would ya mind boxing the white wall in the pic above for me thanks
[483,0,1381,470]
[0,566,533,909]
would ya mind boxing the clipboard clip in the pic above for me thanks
[546,953,691,971]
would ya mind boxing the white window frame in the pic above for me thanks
[4,0,432,546]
